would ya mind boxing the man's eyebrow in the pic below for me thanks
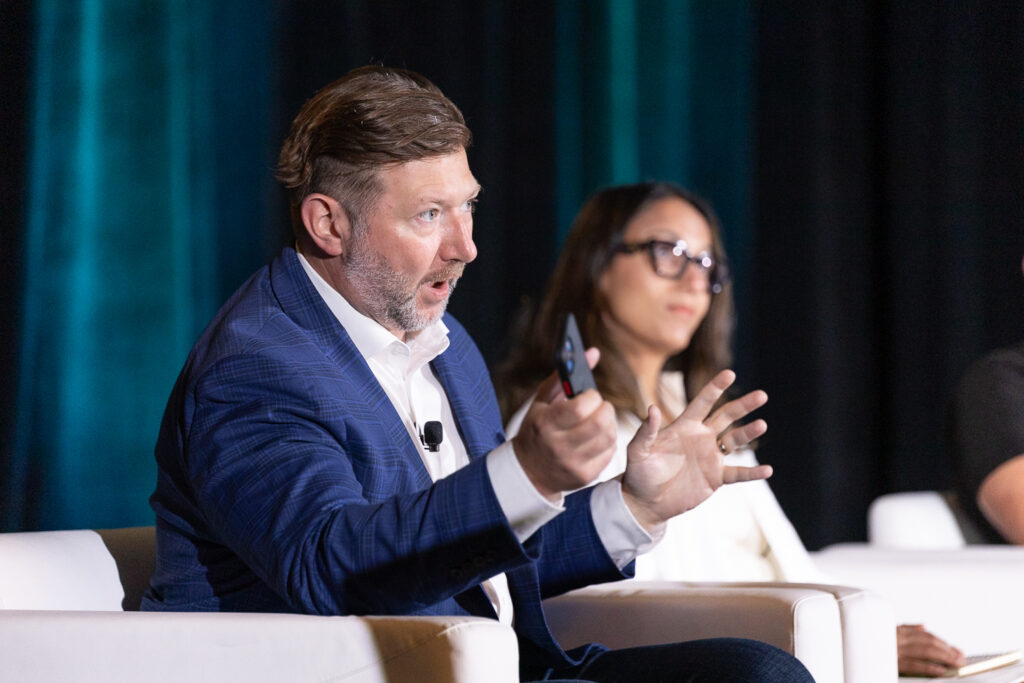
[417,185,482,204]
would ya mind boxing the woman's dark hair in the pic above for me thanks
[496,181,735,421]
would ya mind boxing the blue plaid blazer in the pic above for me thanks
[143,247,628,669]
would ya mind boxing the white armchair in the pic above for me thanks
[545,581,897,683]
[0,527,519,683]
[0,526,890,682]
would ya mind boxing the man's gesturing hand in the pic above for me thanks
[621,369,772,531]
[512,348,617,501]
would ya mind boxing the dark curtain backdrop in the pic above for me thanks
[1,3,32,529]
[752,1,1024,549]
[2,1,1021,550]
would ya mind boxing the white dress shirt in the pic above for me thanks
[297,253,656,624]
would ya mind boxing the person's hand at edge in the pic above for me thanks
[896,624,966,677]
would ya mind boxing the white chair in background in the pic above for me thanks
[813,491,1024,657]
[867,490,987,549]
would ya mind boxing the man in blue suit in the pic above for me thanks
[144,65,812,682]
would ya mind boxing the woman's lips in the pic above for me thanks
[668,304,694,316]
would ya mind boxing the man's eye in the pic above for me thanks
[419,209,440,221]
[464,199,478,214]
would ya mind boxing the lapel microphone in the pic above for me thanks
[421,420,443,452]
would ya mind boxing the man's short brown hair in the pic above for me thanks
[276,65,472,232]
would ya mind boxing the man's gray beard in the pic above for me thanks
[345,238,458,333]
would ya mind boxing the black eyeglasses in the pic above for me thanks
[612,239,730,294]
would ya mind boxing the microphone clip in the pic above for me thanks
[420,420,443,452]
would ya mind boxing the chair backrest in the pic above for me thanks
[96,526,157,610]
[0,527,156,611]
[867,491,987,549]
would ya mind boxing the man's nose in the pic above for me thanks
[442,214,477,263]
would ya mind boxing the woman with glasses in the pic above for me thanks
[497,181,965,678]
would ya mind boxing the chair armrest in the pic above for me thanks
[0,610,518,683]
[814,544,1024,654]
[785,581,898,683]
[544,582,862,683]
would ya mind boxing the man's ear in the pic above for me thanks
[299,194,351,257]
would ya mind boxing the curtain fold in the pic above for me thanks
[8,0,275,530]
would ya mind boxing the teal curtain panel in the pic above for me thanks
[9,0,275,530]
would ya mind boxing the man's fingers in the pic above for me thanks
[645,405,663,434]
[627,405,662,462]
[534,370,566,405]
[721,464,773,484]
[636,405,662,444]
[705,390,768,435]
[534,347,602,406]
[560,402,616,457]
[717,420,767,453]
[680,369,736,422]
[545,387,605,427]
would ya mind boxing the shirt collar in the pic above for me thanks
[296,250,450,365]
